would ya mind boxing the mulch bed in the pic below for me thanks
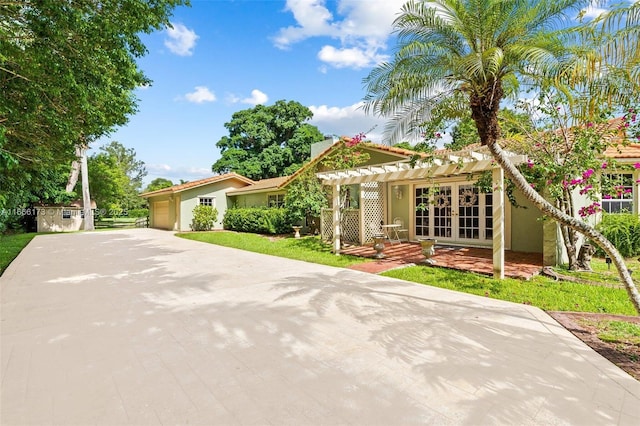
[547,311,640,381]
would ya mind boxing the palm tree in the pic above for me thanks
[363,0,640,314]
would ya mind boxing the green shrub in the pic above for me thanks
[223,207,291,234]
[191,205,218,231]
[595,213,640,257]
[126,208,149,218]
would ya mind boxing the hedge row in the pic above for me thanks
[223,207,291,234]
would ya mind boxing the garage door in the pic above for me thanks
[153,201,170,230]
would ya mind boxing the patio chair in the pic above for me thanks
[393,217,409,242]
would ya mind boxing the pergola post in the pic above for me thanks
[333,184,341,255]
[492,167,505,279]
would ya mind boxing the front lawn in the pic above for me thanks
[177,231,369,269]
[382,266,638,316]
[0,233,36,276]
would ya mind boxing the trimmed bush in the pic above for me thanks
[191,205,219,231]
[223,207,291,234]
[595,213,640,257]
[127,208,149,218]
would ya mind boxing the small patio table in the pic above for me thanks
[381,223,402,244]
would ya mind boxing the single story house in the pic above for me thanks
[140,173,254,231]
[141,136,639,277]
[35,199,97,233]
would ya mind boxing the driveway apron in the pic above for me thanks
[1,229,639,425]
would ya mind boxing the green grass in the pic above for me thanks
[585,320,640,345]
[177,231,370,268]
[0,233,36,276]
[553,257,640,287]
[381,266,638,316]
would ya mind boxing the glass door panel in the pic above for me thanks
[433,185,452,239]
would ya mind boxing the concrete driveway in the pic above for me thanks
[1,229,639,425]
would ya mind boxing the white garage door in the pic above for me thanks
[153,201,170,230]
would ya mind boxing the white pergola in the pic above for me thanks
[317,146,528,279]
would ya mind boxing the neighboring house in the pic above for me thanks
[140,173,254,231]
[35,200,96,233]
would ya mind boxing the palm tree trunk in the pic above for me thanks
[486,141,640,315]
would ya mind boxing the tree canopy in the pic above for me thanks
[0,0,187,229]
[144,178,175,193]
[211,100,325,180]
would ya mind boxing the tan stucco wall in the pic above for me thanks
[178,181,249,231]
[388,183,410,234]
[509,189,543,253]
[35,207,88,232]
[230,192,270,208]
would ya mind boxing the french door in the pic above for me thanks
[414,183,493,244]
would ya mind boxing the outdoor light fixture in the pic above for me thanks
[394,185,403,200]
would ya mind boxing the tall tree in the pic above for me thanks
[212,100,325,180]
[78,141,147,214]
[363,0,640,313]
[144,178,174,193]
[0,0,187,229]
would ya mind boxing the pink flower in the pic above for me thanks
[527,159,534,169]
[582,169,594,179]
[634,163,640,169]
[603,194,612,199]
[601,162,607,169]
[579,185,593,195]
[570,178,582,186]
[586,122,593,128]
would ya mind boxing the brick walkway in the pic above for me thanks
[342,242,543,279]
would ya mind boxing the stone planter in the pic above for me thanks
[419,238,437,265]
[372,234,386,259]
[292,226,302,239]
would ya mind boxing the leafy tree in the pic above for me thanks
[0,0,187,228]
[212,100,325,180]
[77,141,147,214]
[144,178,174,193]
[363,0,640,313]
[283,168,328,227]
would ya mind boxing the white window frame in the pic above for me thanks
[268,193,285,208]
[198,196,216,207]
[602,173,634,214]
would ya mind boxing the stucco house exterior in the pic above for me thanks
[314,139,639,276]
[35,200,96,233]
[225,176,290,208]
[141,173,254,231]
[140,136,639,277]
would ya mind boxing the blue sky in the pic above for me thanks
[96,0,619,185]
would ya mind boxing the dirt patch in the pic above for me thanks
[547,311,640,381]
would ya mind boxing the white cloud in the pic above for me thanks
[241,89,269,106]
[165,22,199,56]
[184,86,216,103]
[274,0,406,69]
[317,45,388,69]
[309,102,386,142]
[146,164,212,182]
